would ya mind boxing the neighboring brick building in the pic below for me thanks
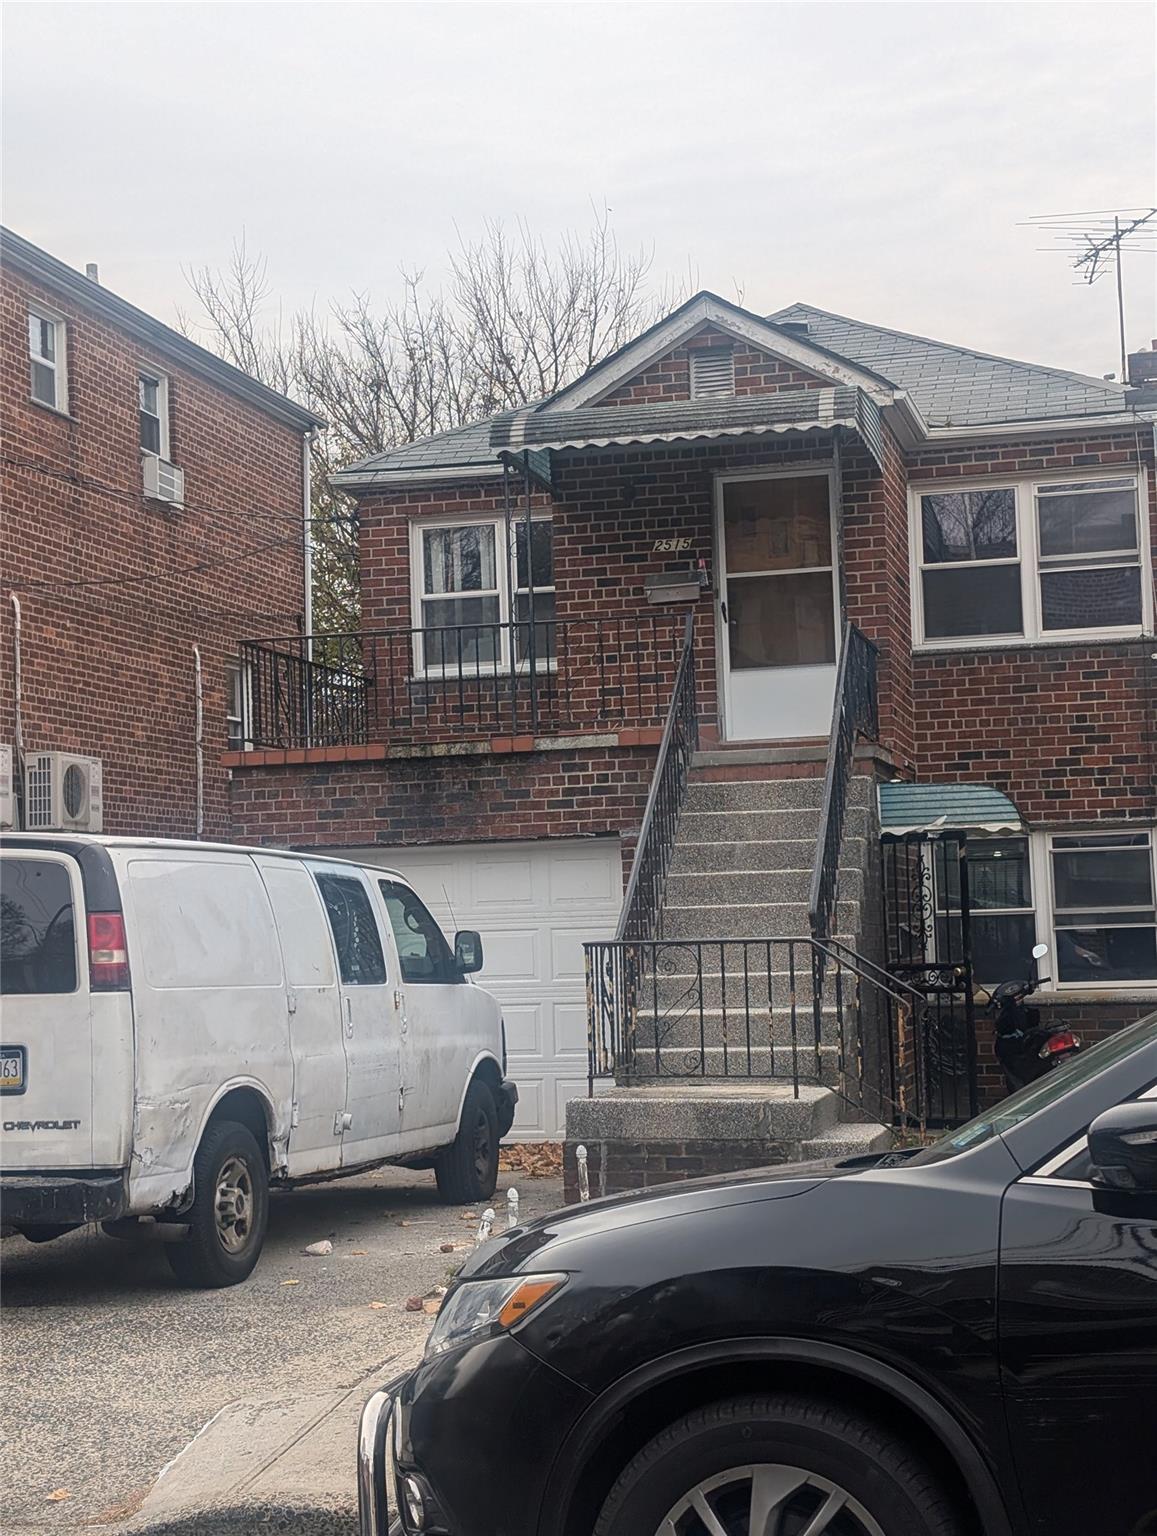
[228,291,1157,1139]
[0,228,323,839]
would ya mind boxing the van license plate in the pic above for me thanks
[0,1046,26,1094]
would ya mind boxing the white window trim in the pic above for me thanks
[28,305,68,414]
[139,370,171,461]
[929,826,1157,995]
[408,512,555,679]
[909,467,1152,651]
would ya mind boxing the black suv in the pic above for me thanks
[358,1012,1157,1536]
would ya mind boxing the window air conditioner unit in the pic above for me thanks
[0,745,14,830]
[24,752,104,832]
[142,454,185,506]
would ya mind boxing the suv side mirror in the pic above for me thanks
[454,930,484,975]
[1089,1102,1157,1193]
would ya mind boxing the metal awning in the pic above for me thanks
[878,782,1025,839]
[490,386,886,471]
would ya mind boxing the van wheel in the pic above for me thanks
[166,1120,269,1288]
[594,1395,965,1536]
[435,1079,499,1205]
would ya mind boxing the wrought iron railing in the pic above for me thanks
[238,614,684,750]
[585,934,932,1132]
[808,623,879,950]
[616,612,698,942]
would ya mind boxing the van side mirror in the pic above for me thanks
[454,930,483,975]
[1089,1102,1157,1193]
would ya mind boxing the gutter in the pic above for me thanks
[302,431,314,648]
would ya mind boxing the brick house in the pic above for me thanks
[227,291,1157,1165]
[1,228,323,839]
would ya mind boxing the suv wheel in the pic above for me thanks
[435,1079,499,1205]
[166,1120,269,1288]
[594,1395,965,1536]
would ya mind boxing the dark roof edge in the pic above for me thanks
[770,300,1128,397]
[2,227,325,432]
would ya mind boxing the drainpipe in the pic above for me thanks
[10,594,24,829]
[193,645,204,838]
[302,431,314,657]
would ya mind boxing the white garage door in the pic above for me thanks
[344,839,623,1140]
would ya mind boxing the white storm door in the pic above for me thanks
[717,470,839,740]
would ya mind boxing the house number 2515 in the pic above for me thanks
[653,537,692,552]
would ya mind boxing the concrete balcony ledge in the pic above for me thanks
[221,725,662,770]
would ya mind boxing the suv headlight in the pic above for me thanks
[424,1274,566,1358]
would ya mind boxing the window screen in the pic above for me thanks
[317,874,387,985]
[0,858,78,995]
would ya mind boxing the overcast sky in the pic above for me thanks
[4,1,1154,380]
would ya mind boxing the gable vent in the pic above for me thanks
[689,346,735,399]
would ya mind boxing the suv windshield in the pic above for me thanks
[908,1009,1157,1165]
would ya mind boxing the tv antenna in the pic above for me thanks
[1021,206,1157,382]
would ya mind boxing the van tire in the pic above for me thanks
[435,1079,499,1205]
[166,1120,269,1288]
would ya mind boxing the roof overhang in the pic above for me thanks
[541,291,898,412]
[491,385,888,472]
[879,781,1025,839]
[914,410,1157,450]
[330,460,505,493]
[2,227,325,433]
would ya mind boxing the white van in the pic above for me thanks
[0,835,517,1286]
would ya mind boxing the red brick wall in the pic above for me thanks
[595,325,829,407]
[355,435,911,753]
[227,744,656,851]
[0,264,307,838]
[908,432,1157,822]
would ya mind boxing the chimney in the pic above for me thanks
[1127,343,1157,387]
[85,262,99,283]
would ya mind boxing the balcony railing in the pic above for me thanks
[239,615,686,750]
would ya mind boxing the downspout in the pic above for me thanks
[302,431,314,656]
[193,645,204,838]
[10,594,24,829]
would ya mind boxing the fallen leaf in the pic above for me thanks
[369,1301,389,1310]
[421,1298,442,1315]
[348,1249,368,1256]
[404,1295,424,1312]
[46,1490,71,1503]
[280,1279,301,1287]
[439,1242,455,1253]
[397,1219,412,1227]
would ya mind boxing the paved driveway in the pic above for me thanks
[2,1169,563,1534]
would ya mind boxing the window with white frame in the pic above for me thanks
[139,372,169,457]
[225,662,250,750]
[28,308,67,411]
[933,836,1036,981]
[414,517,554,673]
[914,475,1146,644]
[1049,831,1156,984]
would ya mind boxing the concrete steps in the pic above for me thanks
[670,837,864,874]
[662,899,861,940]
[630,1004,846,1049]
[666,867,865,906]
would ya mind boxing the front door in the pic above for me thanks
[716,470,839,740]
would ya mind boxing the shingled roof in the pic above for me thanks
[768,302,1128,429]
[334,297,1138,489]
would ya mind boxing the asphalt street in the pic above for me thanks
[1,1168,565,1534]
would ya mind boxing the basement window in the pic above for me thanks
[690,346,735,399]
[28,308,67,412]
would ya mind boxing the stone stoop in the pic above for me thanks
[570,756,893,1194]
[563,1084,892,1202]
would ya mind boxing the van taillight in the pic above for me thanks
[88,912,130,990]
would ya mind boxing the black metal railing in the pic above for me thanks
[808,623,879,950]
[239,614,684,750]
[585,934,932,1132]
[616,612,698,942]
